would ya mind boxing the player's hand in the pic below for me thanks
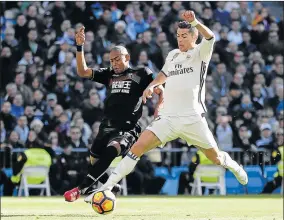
[75,26,85,46]
[182,10,196,23]
[142,86,154,104]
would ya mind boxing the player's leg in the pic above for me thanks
[64,131,121,201]
[83,129,162,203]
[97,117,178,192]
[181,118,248,185]
[78,140,122,192]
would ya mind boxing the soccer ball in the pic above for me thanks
[91,190,116,215]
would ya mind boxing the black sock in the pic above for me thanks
[99,172,109,184]
[78,146,118,193]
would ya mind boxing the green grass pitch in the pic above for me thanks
[1,195,283,220]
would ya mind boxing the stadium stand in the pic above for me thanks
[0,1,283,195]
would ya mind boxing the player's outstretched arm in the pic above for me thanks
[153,85,164,118]
[142,72,167,103]
[76,26,93,78]
[182,11,214,40]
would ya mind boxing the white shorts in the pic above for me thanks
[146,116,218,149]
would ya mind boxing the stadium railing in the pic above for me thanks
[0,147,273,169]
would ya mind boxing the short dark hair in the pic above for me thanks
[110,46,129,55]
[178,21,196,34]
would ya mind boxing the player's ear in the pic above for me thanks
[125,54,130,62]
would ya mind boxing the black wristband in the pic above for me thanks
[76,45,83,52]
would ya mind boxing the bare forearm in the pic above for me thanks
[195,22,214,40]
[147,72,167,89]
[76,51,92,78]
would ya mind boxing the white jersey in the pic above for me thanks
[160,37,215,123]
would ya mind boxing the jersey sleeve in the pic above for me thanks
[161,53,172,77]
[198,37,215,61]
[141,67,154,89]
[89,68,111,85]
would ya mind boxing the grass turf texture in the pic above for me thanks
[1,195,283,220]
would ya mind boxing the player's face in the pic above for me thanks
[110,50,130,74]
[177,28,197,52]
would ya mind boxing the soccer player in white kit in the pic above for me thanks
[86,10,248,200]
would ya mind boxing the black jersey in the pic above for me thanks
[89,66,153,129]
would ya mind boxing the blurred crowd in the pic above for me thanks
[0,1,283,189]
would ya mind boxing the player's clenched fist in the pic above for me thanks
[75,26,85,46]
[142,86,154,103]
[182,10,196,23]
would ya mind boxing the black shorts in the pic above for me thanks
[90,122,141,158]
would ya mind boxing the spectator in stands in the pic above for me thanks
[228,84,243,113]
[239,30,257,56]
[14,73,33,105]
[1,27,19,50]
[213,2,230,27]
[201,6,214,27]
[234,124,256,150]
[24,105,34,125]
[72,118,92,146]
[82,93,104,127]
[55,111,70,143]
[206,75,220,102]
[92,25,111,58]
[251,83,267,109]
[270,62,283,81]
[112,20,132,45]
[228,20,243,45]
[230,51,245,72]
[48,131,61,152]
[33,90,46,120]
[256,123,275,149]
[14,14,29,42]
[260,31,284,60]
[3,83,17,104]
[2,131,24,149]
[0,47,15,91]
[212,63,232,96]
[0,102,16,133]
[45,93,57,118]
[67,126,87,149]
[21,29,44,59]
[127,10,150,40]
[31,77,46,94]
[0,120,6,143]
[215,115,233,151]
[25,130,41,149]
[137,50,159,74]
[14,115,29,144]
[30,119,48,146]
[11,93,25,119]
[54,74,72,109]
[268,85,284,114]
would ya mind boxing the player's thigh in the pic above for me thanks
[181,118,218,151]
[107,129,139,157]
[131,129,162,157]
[90,130,112,159]
[146,116,178,148]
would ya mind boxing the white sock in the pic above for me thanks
[219,151,241,172]
[101,151,139,190]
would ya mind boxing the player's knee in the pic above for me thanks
[130,141,145,157]
[211,153,222,165]
[106,141,121,156]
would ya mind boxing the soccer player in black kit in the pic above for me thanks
[64,26,163,202]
